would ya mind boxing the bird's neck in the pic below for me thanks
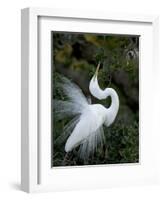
[104,88,119,125]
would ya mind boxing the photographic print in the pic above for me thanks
[52,32,139,167]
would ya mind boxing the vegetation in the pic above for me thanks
[52,32,139,166]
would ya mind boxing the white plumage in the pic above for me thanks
[54,63,119,158]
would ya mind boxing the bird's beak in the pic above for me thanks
[94,62,100,80]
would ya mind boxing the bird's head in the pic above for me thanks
[89,62,104,100]
[89,62,100,95]
[93,62,100,81]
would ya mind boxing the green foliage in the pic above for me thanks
[52,32,139,166]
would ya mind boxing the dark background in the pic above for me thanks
[52,32,139,166]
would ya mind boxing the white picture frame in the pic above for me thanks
[21,7,159,193]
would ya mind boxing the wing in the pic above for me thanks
[58,75,89,108]
[54,75,90,147]
[54,100,82,120]
[65,106,106,159]
[54,75,90,120]
[78,126,105,159]
[54,116,80,145]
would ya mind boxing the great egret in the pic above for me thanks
[54,63,119,159]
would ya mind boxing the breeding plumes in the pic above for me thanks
[54,63,119,159]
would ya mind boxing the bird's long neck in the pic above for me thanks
[107,88,119,111]
[104,88,119,126]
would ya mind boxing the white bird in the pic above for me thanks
[54,63,119,159]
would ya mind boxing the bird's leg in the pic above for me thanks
[62,152,69,166]
[73,148,78,155]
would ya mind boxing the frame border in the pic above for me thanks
[21,7,159,193]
